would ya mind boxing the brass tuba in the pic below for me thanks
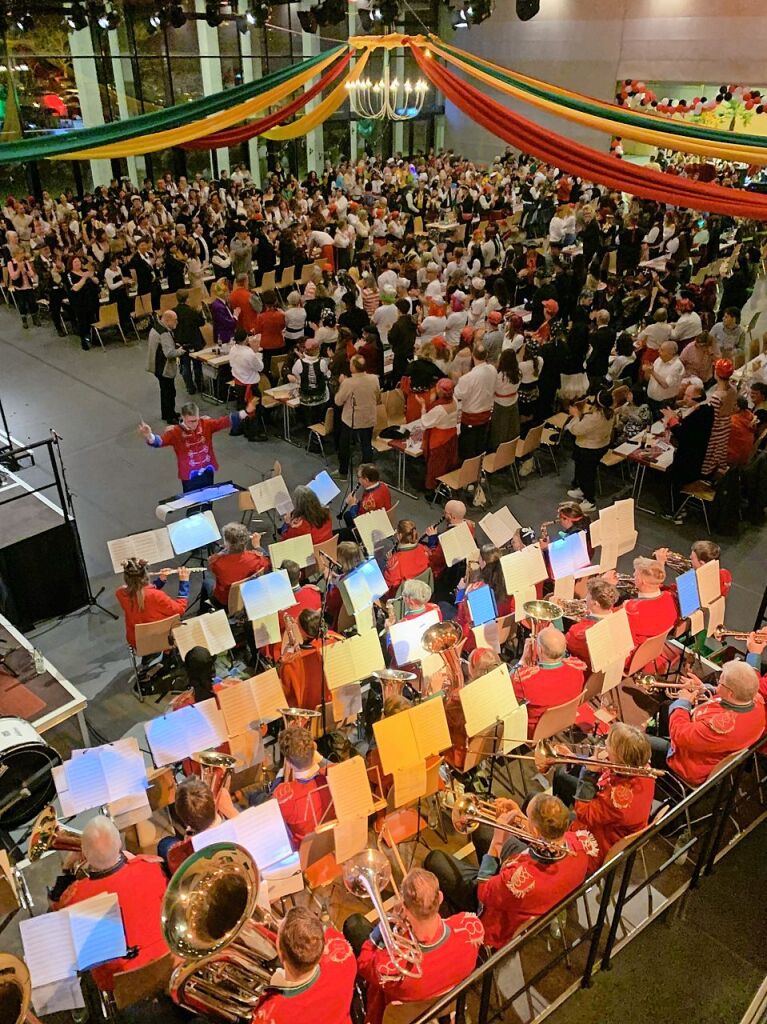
[421,620,465,693]
[0,953,43,1024]
[342,849,422,979]
[28,805,83,863]
[162,842,280,1023]
[190,751,238,799]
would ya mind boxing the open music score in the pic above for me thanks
[326,755,378,821]
[355,508,395,556]
[333,815,370,864]
[248,474,293,514]
[324,629,385,690]
[172,609,236,658]
[240,569,295,621]
[340,558,388,614]
[479,506,522,549]
[590,498,637,568]
[388,608,441,666]
[439,521,480,567]
[107,526,174,573]
[216,669,287,735]
[56,738,148,815]
[585,607,635,672]
[548,531,590,580]
[373,696,451,776]
[307,469,341,505]
[269,533,315,570]
[145,697,228,766]
[251,612,282,648]
[500,543,548,596]
[696,559,721,607]
[677,568,702,619]
[166,510,221,555]
[460,663,525,751]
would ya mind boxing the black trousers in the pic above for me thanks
[16,289,37,318]
[459,421,490,461]
[180,351,204,392]
[572,445,608,502]
[338,423,374,475]
[343,913,373,957]
[157,374,177,422]
[424,836,526,917]
[182,468,215,493]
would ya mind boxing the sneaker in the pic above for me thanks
[567,488,584,499]
[519,459,534,477]
[580,500,596,512]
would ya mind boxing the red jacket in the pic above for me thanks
[208,549,270,606]
[357,913,484,1024]
[383,543,430,596]
[667,694,765,786]
[151,415,233,481]
[55,856,169,991]
[281,515,334,543]
[424,519,476,579]
[116,584,187,648]
[252,930,356,1024]
[565,614,611,673]
[573,769,655,865]
[255,308,286,350]
[230,285,260,333]
[477,829,595,949]
[356,482,393,514]
[512,657,586,738]
[274,772,334,845]
[624,591,678,649]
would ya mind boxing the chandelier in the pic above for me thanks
[345,63,428,121]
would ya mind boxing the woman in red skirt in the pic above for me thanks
[412,378,460,499]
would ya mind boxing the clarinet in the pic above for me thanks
[418,516,446,544]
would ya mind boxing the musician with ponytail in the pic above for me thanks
[116,557,191,650]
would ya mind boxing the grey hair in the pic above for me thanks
[222,522,250,553]
[402,579,432,605]
[720,661,759,702]
[81,815,122,872]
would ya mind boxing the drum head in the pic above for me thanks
[0,723,59,829]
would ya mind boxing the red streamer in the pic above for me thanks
[412,46,767,220]
[182,52,352,150]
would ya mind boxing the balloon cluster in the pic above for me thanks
[616,80,766,116]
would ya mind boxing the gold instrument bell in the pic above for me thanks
[162,841,279,1023]
[421,620,465,692]
[28,804,83,862]
[0,953,41,1024]
[522,599,563,622]
[191,750,238,798]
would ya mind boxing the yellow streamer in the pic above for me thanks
[58,49,343,161]
[433,41,767,165]
[263,49,370,141]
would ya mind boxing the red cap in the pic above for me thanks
[715,358,734,379]
[488,310,503,325]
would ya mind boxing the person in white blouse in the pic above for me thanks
[445,293,469,346]
[229,330,264,403]
[408,377,460,497]
[490,347,521,450]
[418,297,448,344]
[454,343,497,459]
[372,285,398,345]
[647,341,685,415]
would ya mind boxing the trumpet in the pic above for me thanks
[633,673,708,705]
[664,551,693,573]
[343,849,422,978]
[714,626,767,643]
[148,567,206,577]
[450,793,577,859]
[505,739,665,777]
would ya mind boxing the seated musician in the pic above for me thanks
[280,609,341,710]
[383,519,431,598]
[420,499,475,583]
[654,540,732,598]
[647,661,764,786]
[454,545,515,653]
[280,484,334,543]
[396,579,442,624]
[550,722,655,866]
[366,695,412,801]
[158,775,239,875]
[342,462,393,531]
[166,646,218,710]
[279,558,322,627]
[207,522,270,609]
[565,578,619,672]
[324,541,363,630]
[52,816,169,991]
[513,626,586,739]
[116,557,190,650]
[445,648,501,772]
[541,501,593,555]
[424,794,594,949]
[622,556,678,648]
[344,867,484,1024]
[252,906,356,1024]
[273,724,334,844]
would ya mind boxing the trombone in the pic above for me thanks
[450,793,577,859]
[503,739,665,777]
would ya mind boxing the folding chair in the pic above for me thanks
[271,352,289,382]
[385,501,401,529]
[159,291,178,313]
[515,425,545,479]
[130,293,154,340]
[433,453,483,505]
[101,953,174,1019]
[531,694,583,742]
[675,480,716,535]
[129,614,182,703]
[306,406,334,461]
[371,403,392,454]
[258,270,277,293]
[313,535,339,572]
[278,265,296,290]
[482,437,520,496]
[92,302,127,348]
[200,322,214,348]
[384,388,406,426]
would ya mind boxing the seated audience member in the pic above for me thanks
[565,577,619,671]
[158,776,238,875]
[344,868,484,1024]
[654,540,732,598]
[727,394,758,466]
[513,626,586,738]
[207,522,270,608]
[648,661,764,786]
[383,519,431,597]
[425,794,593,949]
[551,722,655,865]
[273,725,334,844]
[52,817,169,990]
[280,484,334,543]
[252,907,356,1024]
[623,557,678,648]
[116,557,190,650]
[342,463,393,529]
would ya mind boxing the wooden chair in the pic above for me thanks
[371,403,392,454]
[227,577,252,616]
[130,293,154,341]
[298,263,315,286]
[625,630,671,678]
[278,265,296,290]
[433,453,483,505]
[92,302,127,348]
[187,286,204,309]
[108,953,175,1013]
[515,424,545,479]
[531,695,583,742]
[385,501,400,529]
[482,437,520,495]
[384,388,406,425]
[306,406,334,461]
[129,614,182,702]
[382,995,457,1024]
[313,535,339,573]
[271,352,289,382]
[200,323,215,348]
[258,270,277,293]
[675,480,716,534]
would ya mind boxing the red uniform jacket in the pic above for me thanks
[274,772,334,844]
[477,829,596,949]
[55,856,169,991]
[279,634,342,708]
[572,769,655,865]
[564,615,606,673]
[667,694,765,786]
[355,482,393,514]
[281,515,334,543]
[513,658,586,739]
[152,415,233,481]
[624,592,678,649]
[252,929,356,1024]
[383,543,431,597]
[357,913,484,1024]
[116,584,187,649]
[209,549,270,606]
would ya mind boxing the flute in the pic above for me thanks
[148,567,207,577]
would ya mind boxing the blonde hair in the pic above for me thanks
[633,557,666,586]
[608,722,651,769]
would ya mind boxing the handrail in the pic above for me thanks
[408,739,764,1024]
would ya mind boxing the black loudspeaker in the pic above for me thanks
[516,0,540,19]
[0,520,90,630]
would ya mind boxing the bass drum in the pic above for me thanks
[0,718,60,829]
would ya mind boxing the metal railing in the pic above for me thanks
[409,741,766,1024]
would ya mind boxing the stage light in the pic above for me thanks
[205,1,223,26]
[357,5,377,30]
[515,0,539,20]
[451,6,470,28]
[297,9,318,33]
[149,11,163,29]
[95,3,120,30]
[64,2,88,31]
[471,0,493,23]
[169,3,187,27]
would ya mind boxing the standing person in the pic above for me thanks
[33,244,67,336]
[454,343,497,459]
[389,298,417,382]
[231,223,255,286]
[566,390,614,512]
[229,328,265,412]
[410,377,460,499]
[646,340,685,418]
[139,399,258,491]
[68,256,101,351]
[334,355,381,479]
[174,288,206,395]
[209,278,238,346]
[8,250,38,328]
[146,309,182,423]
[104,253,132,331]
[710,307,746,363]
[230,272,261,335]
[701,358,738,478]
[255,289,287,374]
[290,337,330,424]
[489,347,520,450]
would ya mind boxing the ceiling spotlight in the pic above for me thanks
[64,2,88,31]
[246,1,271,26]
[149,11,163,28]
[169,3,187,27]
[205,2,223,26]
[15,11,34,31]
[96,5,120,30]
[451,6,470,28]
[297,9,317,32]
[515,0,539,20]
[471,0,493,24]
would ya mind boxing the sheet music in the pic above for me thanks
[355,509,395,556]
[501,705,529,754]
[706,595,726,638]
[52,764,78,818]
[388,609,441,666]
[553,575,575,601]
[600,499,635,543]
[479,509,519,548]
[422,651,448,694]
[501,544,547,595]
[145,712,190,766]
[202,609,236,655]
[393,762,428,807]
[251,613,281,648]
[249,475,292,513]
[241,570,295,620]
[439,522,479,567]
[460,664,516,737]
[548,532,589,580]
[613,441,640,456]
[689,608,705,634]
[512,585,538,613]
[107,527,174,574]
[64,750,109,811]
[235,801,294,869]
[410,698,451,760]
[102,738,148,799]
[589,519,602,549]
[373,712,419,776]
[696,560,721,608]
[332,682,363,722]
[598,543,619,571]
[617,530,638,558]
[20,911,77,986]
[326,756,375,821]
[341,559,388,613]
[217,680,259,736]
[333,816,369,864]
[31,978,85,1016]
[677,568,701,618]
[167,510,221,555]
[252,668,288,721]
[472,621,501,653]
[191,698,229,747]
[586,609,633,672]
[601,659,624,694]
[171,617,207,660]
[308,470,341,505]
[69,892,127,971]
[190,816,238,854]
[269,534,315,570]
